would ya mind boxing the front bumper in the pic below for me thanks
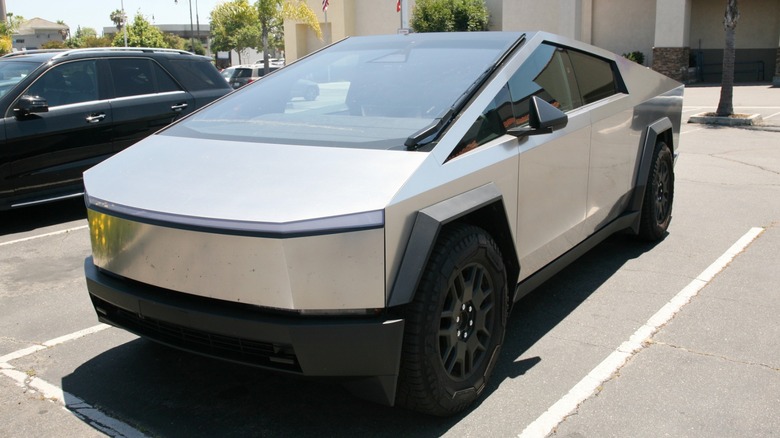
[85,258,405,404]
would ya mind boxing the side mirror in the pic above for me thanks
[14,95,49,118]
[507,95,568,137]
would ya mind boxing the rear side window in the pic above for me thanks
[167,59,228,91]
[567,49,619,104]
[109,58,182,97]
[153,63,182,93]
[235,68,253,79]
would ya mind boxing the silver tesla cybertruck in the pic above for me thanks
[84,31,682,416]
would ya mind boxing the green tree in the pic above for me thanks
[0,13,26,37]
[0,37,10,55]
[716,0,739,116]
[67,26,98,48]
[256,0,321,73]
[163,32,187,50]
[112,14,167,48]
[210,0,260,64]
[82,35,114,47]
[411,0,489,32]
[186,38,206,55]
[1,14,26,54]
[41,40,68,49]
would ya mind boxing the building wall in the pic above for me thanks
[283,0,780,83]
[500,1,560,32]
[690,0,780,82]
[12,32,64,51]
[592,0,656,66]
[690,0,780,49]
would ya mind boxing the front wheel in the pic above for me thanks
[639,141,674,241]
[304,87,318,101]
[396,224,508,416]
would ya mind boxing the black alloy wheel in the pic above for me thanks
[396,224,508,416]
[639,141,674,241]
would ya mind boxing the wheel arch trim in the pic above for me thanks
[628,117,674,228]
[388,183,519,308]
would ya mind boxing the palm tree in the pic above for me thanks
[110,9,126,31]
[716,0,739,117]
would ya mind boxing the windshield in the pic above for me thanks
[0,60,40,97]
[164,33,521,150]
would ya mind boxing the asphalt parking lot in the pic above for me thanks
[1,84,779,437]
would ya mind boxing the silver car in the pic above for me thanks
[83,31,682,416]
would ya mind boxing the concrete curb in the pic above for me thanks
[688,112,763,126]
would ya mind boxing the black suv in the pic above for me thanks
[0,48,231,210]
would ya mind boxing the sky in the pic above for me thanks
[6,0,226,35]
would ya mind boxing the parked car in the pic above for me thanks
[221,63,279,89]
[83,32,682,416]
[0,47,231,210]
[291,78,319,101]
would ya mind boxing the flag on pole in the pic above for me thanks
[322,0,329,12]
[396,0,401,12]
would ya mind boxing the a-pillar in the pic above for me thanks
[652,0,692,82]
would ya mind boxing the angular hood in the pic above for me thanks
[84,135,428,233]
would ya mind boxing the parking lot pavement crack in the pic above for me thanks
[549,334,613,350]
[676,177,780,188]
[710,152,780,176]
[649,340,780,372]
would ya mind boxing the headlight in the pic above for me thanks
[86,194,384,236]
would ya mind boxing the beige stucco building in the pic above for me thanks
[12,17,69,51]
[284,0,780,85]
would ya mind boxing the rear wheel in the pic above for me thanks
[396,224,508,416]
[639,141,674,241]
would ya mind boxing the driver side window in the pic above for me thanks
[27,60,99,107]
[508,44,581,127]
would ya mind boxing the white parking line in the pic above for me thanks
[0,225,88,247]
[1,324,147,438]
[765,111,780,121]
[518,227,764,438]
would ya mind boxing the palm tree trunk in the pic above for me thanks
[262,26,270,75]
[716,0,739,116]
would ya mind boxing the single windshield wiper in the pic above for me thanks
[404,34,526,151]
[404,108,453,150]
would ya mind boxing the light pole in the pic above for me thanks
[188,0,196,52]
[120,0,128,47]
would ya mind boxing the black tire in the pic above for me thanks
[639,141,674,241]
[304,87,318,101]
[396,224,508,416]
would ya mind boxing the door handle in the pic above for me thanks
[86,113,106,123]
[171,103,188,111]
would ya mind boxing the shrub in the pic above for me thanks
[622,51,645,65]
